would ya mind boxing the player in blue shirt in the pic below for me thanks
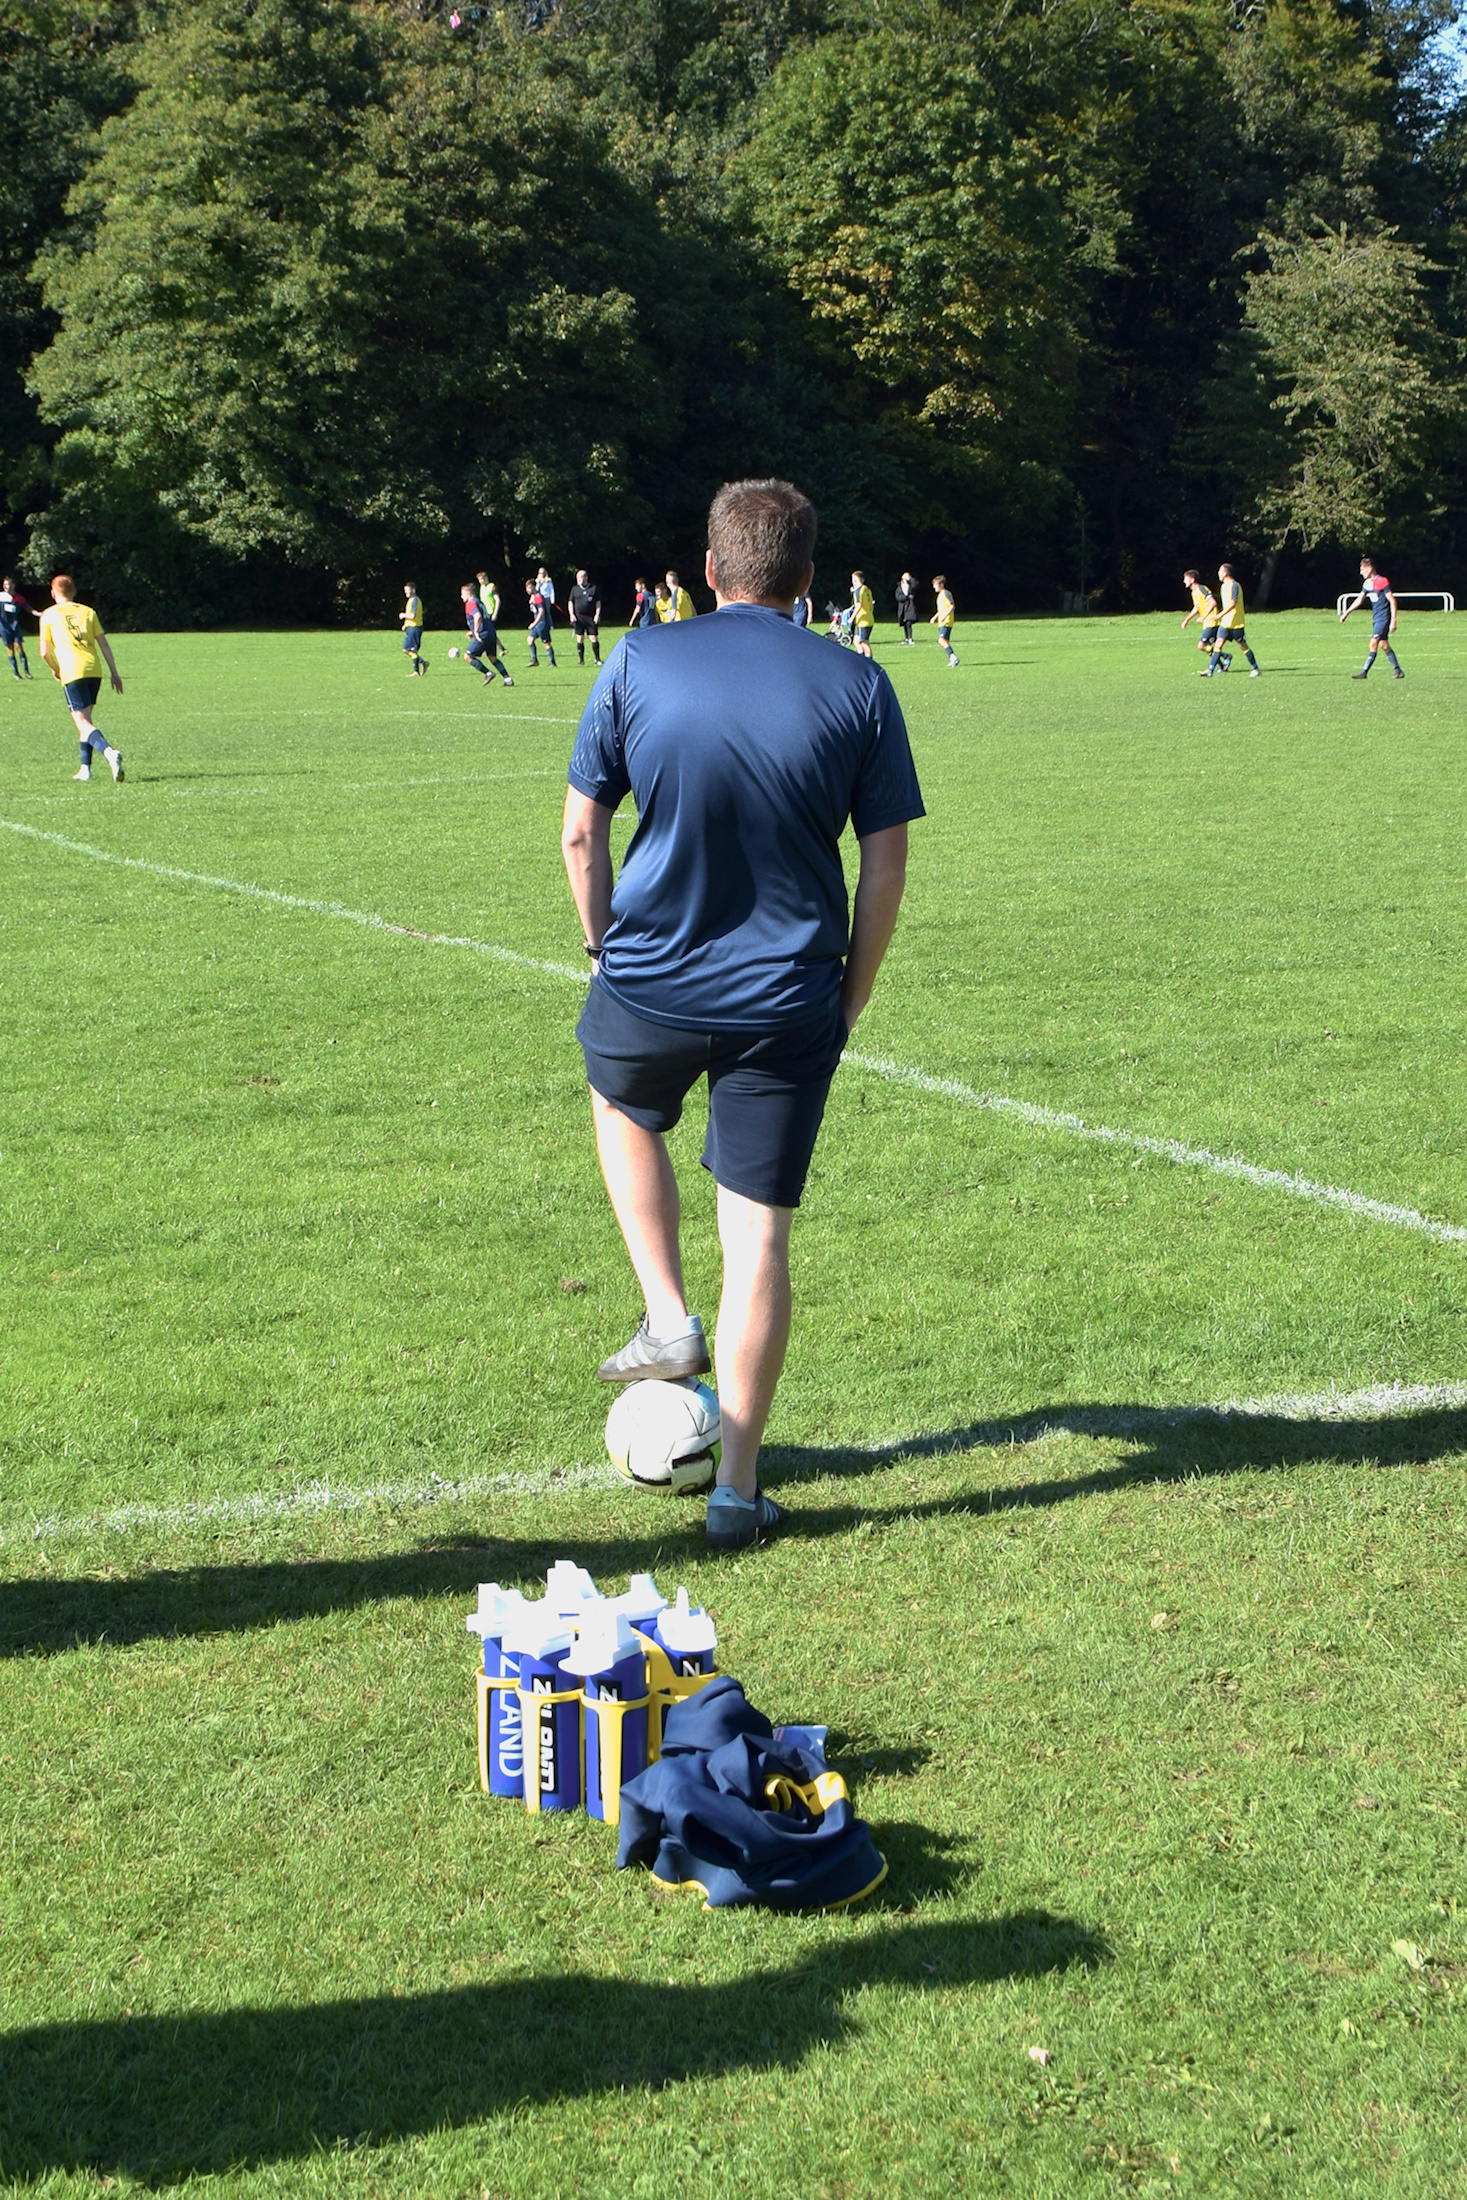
[1340,557,1404,678]
[0,577,33,678]
[562,478,924,1552]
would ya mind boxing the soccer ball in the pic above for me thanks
[606,1379,721,1493]
[448,646,460,658]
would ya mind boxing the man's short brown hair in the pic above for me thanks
[51,574,76,599]
[707,478,817,602]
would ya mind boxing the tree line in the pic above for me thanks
[3,0,1466,623]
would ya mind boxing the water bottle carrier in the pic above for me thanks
[581,1678,652,1825]
[634,1627,717,1760]
[516,1677,584,1814]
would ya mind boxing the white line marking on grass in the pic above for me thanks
[0,820,590,984]
[844,1051,1467,1245]
[4,815,1463,1244]
[10,1380,1462,1549]
[10,1463,621,1548]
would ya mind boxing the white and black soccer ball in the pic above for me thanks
[606,1379,720,1493]
[448,646,460,658]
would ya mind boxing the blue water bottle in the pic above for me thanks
[504,1609,581,1814]
[565,1610,651,1826]
[652,1585,718,1678]
[467,1584,533,1798]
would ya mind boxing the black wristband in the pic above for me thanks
[585,941,601,955]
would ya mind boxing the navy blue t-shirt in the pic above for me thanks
[567,602,924,1029]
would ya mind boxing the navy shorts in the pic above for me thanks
[1200,624,1219,645]
[402,625,422,651]
[1218,625,1246,645]
[577,978,847,1208]
[63,677,101,712]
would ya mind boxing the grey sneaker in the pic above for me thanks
[706,1485,784,1553]
[596,1315,710,1384]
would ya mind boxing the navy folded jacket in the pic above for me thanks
[616,1675,888,1910]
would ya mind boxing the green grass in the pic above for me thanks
[1,611,1465,2195]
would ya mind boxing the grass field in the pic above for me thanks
[2,609,1465,2196]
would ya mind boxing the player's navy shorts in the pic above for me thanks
[577,977,848,1208]
[402,625,422,651]
[1218,625,1246,644]
[855,624,872,643]
[0,617,19,645]
[1200,624,1219,645]
[63,677,100,711]
[466,621,500,659]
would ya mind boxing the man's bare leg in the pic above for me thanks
[713,1186,792,1501]
[590,1087,687,1335]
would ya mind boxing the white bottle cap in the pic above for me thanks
[500,1605,575,1661]
[657,1584,717,1656]
[544,1559,602,1616]
[605,1571,666,1627]
[465,1583,531,1638]
[562,1607,642,1678]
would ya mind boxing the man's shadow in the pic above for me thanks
[0,1909,1106,2182]
[4,1399,1463,1660]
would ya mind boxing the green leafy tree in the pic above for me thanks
[1240,221,1462,548]
[740,30,1083,458]
[26,0,664,611]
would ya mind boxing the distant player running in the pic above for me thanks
[526,579,558,668]
[400,581,426,676]
[1202,564,1259,677]
[458,582,514,687]
[1340,557,1404,679]
[0,576,34,678]
[931,576,958,666]
[39,575,124,781]
[569,570,602,665]
[1181,568,1226,666]
[851,571,874,657]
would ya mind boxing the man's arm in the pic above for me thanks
[98,634,123,693]
[38,621,58,680]
[561,787,616,953]
[1340,590,1366,622]
[841,822,908,1029]
[1387,590,1399,632]
[1181,607,1197,631]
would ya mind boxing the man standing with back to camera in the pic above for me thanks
[561,479,924,1551]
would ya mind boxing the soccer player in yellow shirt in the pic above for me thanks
[399,581,426,676]
[1181,568,1225,665]
[930,576,958,667]
[38,576,124,781]
[850,571,874,656]
[1201,564,1260,677]
[664,570,696,620]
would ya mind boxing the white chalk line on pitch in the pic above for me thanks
[843,1053,1467,1245]
[3,770,559,806]
[3,814,1464,1246]
[10,1379,1467,1549]
[0,818,589,985]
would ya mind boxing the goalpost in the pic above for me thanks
[1336,590,1455,616]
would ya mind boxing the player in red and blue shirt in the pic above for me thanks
[459,583,514,687]
[1340,558,1404,679]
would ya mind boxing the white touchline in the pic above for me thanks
[8,1380,1464,1549]
[843,1053,1467,1245]
[3,815,1464,1246]
[9,1462,621,1548]
[0,818,589,984]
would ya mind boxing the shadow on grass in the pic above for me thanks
[0,1910,1105,2181]
[4,1399,1464,1658]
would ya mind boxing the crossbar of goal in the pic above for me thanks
[1336,589,1455,616]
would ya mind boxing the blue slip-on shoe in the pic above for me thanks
[706,1485,783,1553]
